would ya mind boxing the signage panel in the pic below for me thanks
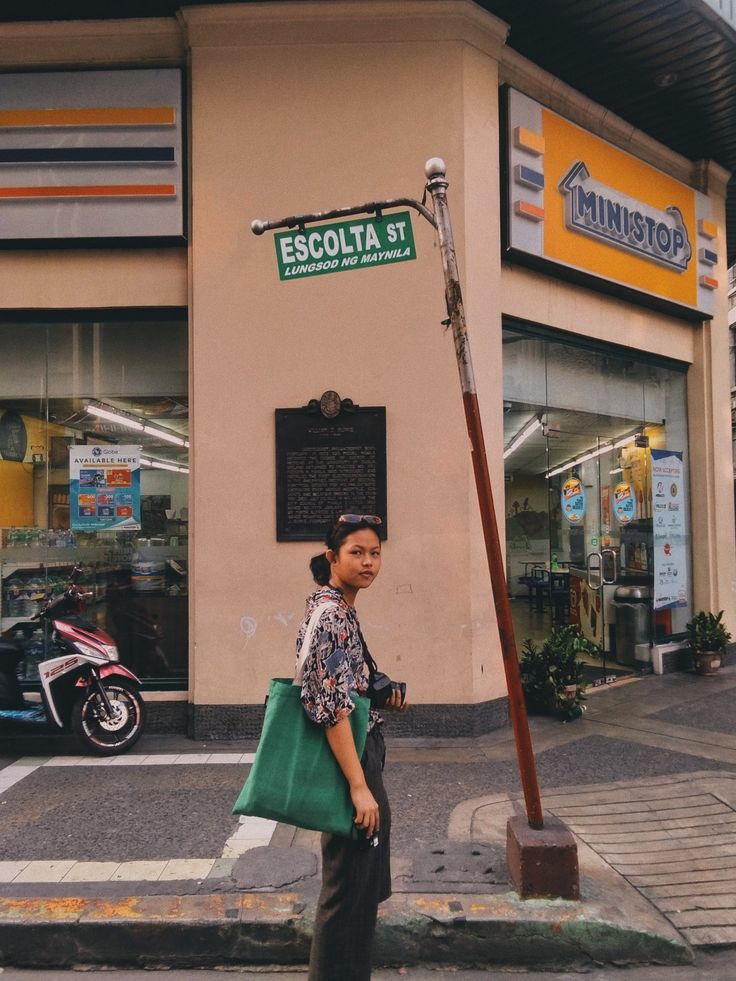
[651,449,688,611]
[613,482,636,524]
[506,88,718,317]
[70,445,141,531]
[274,212,416,281]
[0,69,184,242]
[561,476,585,524]
[275,407,387,540]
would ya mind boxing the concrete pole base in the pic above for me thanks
[506,814,580,900]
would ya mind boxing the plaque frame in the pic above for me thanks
[275,402,387,541]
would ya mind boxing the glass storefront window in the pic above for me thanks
[0,312,188,688]
[503,321,691,674]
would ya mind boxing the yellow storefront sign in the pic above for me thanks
[506,88,718,317]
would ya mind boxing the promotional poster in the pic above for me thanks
[651,449,688,610]
[69,445,141,531]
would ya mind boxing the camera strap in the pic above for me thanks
[356,624,378,686]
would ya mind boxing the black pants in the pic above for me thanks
[308,727,391,981]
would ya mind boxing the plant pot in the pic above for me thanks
[693,650,722,676]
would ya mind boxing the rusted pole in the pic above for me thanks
[424,158,544,829]
[251,196,437,235]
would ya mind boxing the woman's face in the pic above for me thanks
[328,528,382,598]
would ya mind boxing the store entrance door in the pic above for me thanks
[503,324,691,679]
[551,430,654,679]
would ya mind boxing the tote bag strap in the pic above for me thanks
[293,600,339,686]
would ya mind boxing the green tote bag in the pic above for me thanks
[232,601,370,838]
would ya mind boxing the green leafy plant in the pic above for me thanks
[520,625,600,722]
[686,610,731,655]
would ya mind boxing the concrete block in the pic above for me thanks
[110,861,167,881]
[62,862,120,882]
[0,861,28,882]
[506,814,580,900]
[159,859,215,881]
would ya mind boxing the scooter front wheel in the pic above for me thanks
[71,677,146,755]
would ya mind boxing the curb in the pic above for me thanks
[0,891,694,970]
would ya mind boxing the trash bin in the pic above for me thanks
[613,586,650,666]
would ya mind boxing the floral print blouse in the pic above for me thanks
[297,586,379,732]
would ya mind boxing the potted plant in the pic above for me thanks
[520,625,600,721]
[686,610,731,676]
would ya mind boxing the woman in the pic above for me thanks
[298,513,408,981]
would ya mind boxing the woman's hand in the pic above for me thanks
[351,782,380,836]
[383,688,410,712]
[324,717,380,837]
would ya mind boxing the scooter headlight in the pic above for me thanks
[74,640,118,661]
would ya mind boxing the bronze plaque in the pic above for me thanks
[275,406,387,541]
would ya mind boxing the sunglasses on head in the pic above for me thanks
[338,514,383,526]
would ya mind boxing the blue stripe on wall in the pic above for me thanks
[0,147,175,164]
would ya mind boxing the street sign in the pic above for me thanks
[274,211,416,281]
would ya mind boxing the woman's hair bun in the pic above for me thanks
[310,551,331,586]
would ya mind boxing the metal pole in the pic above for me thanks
[424,158,544,829]
[252,196,436,235]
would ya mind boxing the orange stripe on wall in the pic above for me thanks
[0,184,176,198]
[514,126,546,156]
[0,107,176,128]
[515,200,545,221]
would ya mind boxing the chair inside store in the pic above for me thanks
[550,570,570,627]
[518,565,549,614]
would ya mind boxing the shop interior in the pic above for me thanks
[503,323,692,686]
[0,315,188,687]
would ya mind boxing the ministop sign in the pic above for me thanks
[274,211,416,281]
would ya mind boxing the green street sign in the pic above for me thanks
[591,536,599,547]
[275,211,416,281]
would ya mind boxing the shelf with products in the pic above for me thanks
[1,616,36,631]
[620,521,653,577]
[1,518,189,641]
[129,547,188,598]
[0,552,127,626]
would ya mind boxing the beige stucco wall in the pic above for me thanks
[184,1,510,709]
[0,249,187,310]
[0,0,733,714]
[686,162,735,620]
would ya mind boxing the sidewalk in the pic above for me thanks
[2,666,736,970]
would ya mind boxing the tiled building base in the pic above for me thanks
[188,697,510,741]
[147,700,189,734]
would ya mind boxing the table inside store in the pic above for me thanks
[518,563,570,622]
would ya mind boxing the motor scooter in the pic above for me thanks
[0,565,146,754]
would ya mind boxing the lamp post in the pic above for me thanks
[423,158,544,830]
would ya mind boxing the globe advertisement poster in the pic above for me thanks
[69,445,141,531]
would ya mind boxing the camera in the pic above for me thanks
[368,671,406,709]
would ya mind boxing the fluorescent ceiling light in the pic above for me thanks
[503,415,543,459]
[87,400,189,448]
[87,402,144,431]
[143,424,188,447]
[141,455,189,474]
[546,432,639,479]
